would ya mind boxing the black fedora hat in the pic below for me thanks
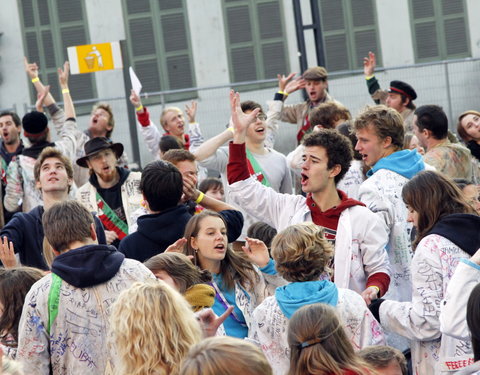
[76,137,124,168]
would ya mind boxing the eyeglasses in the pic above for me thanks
[256,113,267,121]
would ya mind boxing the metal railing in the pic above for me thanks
[18,57,480,168]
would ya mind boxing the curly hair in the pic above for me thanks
[402,170,477,249]
[110,280,202,375]
[144,252,212,294]
[271,223,333,282]
[0,267,44,343]
[302,129,353,183]
[354,105,405,150]
[180,336,273,375]
[183,211,258,290]
[309,102,351,129]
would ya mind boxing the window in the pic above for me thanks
[319,0,381,72]
[410,0,470,61]
[122,0,196,102]
[19,0,95,104]
[223,0,289,83]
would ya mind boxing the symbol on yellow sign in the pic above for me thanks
[67,42,123,74]
[84,46,104,69]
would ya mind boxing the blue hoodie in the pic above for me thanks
[275,280,338,319]
[367,149,424,179]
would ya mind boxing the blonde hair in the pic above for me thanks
[271,223,333,282]
[110,280,202,375]
[354,105,405,150]
[180,336,272,375]
[160,107,183,129]
[288,304,372,375]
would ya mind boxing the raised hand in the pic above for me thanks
[197,306,234,337]
[185,101,197,123]
[58,61,70,89]
[285,77,306,94]
[35,85,50,112]
[129,89,142,108]
[277,72,296,91]
[0,236,17,268]
[363,51,376,77]
[165,237,188,253]
[24,57,39,79]
[242,237,270,268]
[229,90,259,136]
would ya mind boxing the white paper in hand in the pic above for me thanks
[129,66,142,95]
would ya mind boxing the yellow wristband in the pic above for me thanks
[62,88,70,94]
[31,77,39,83]
[135,105,144,112]
[368,285,380,294]
[227,127,234,134]
[278,90,288,97]
[195,192,205,204]
[365,75,375,80]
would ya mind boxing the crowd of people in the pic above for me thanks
[0,51,479,375]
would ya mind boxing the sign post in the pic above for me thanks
[67,41,141,167]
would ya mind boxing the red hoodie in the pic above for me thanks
[306,190,364,242]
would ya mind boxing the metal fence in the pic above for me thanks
[15,57,480,168]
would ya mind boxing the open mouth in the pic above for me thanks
[48,177,59,182]
[361,154,368,161]
[214,244,226,251]
[255,127,265,133]
[301,173,309,185]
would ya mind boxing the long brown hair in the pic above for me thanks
[402,170,477,248]
[0,267,44,342]
[457,110,480,142]
[287,303,372,375]
[183,211,258,290]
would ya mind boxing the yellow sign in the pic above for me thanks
[67,41,123,74]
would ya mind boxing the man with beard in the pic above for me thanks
[75,137,142,248]
[0,111,24,226]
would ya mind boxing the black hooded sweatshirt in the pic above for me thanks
[51,244,124,288]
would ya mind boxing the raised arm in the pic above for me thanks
[58,61,75,119]
[129,89,162,158]
[25,57,55,106]
[185,101,205,153]
[193,127,233,162]
[363,52,384,104]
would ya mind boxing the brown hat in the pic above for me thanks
[302,66,328,81]
[76,137,124,168]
